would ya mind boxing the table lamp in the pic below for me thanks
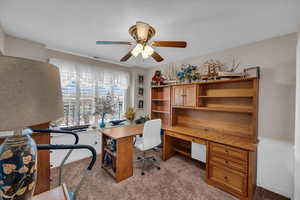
[0,56,63,199]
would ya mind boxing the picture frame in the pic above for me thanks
[138,100,144,109]
[138,75,144,85]
[138,88,144,96]
[244,66,260,79]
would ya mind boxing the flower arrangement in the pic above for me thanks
[93,94,117,128]
[177,64,199,82]
[135,115,150,124]
[151,70,165,85]
[124,107,135,122]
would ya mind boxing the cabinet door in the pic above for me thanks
[184,85,197,107]
[172,86,184,106]
[208,163,248,197]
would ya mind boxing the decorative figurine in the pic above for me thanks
[201,59,224,80]
[151,70,165,86]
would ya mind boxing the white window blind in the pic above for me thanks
[50,58,130,127]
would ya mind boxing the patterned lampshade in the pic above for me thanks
[0,56,64,131]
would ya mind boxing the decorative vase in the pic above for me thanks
[0,134,37,200]
[99,113,106,128]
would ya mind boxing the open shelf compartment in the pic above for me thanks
[151,86,171,125]
[197,79,255,112]
[174,139,191,157]
[151,87,171,100]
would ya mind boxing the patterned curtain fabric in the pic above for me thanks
[50,58,129,126]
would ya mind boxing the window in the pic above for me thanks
[50,59,129,127]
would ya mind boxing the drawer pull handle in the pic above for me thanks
[225,150,229,153]
[225,160,229,164]
[224,176,228,181]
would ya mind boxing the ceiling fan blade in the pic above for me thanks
[96,41,133,45]
[151,41,187,48]
[120,51,132,62]
[136,21,149,41]
[151,51,164,62]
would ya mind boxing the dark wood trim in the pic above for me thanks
[30,122,51,195]
[255,186,290,200]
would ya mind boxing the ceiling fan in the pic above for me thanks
[96,21,187,62]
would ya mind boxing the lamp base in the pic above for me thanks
[0,134,37,200]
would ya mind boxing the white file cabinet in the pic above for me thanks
[191,142,206,163]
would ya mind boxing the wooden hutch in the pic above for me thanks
[151,77,258,200]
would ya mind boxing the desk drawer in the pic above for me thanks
[208,163,247,196]
[210,143,248,162]
[211,154,247,173]
[165,131,206,145]
[166,131,193,142]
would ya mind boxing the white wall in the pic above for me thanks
[294,28,300,200]
[129,67,149,118]
[0,23,5,54]
[5,35,47,61]
[147,33,297,198]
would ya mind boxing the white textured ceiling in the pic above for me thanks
[0,0,300,68]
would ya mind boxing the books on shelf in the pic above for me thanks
[103,152,116,173]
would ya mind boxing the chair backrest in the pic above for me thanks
[142,119,162,150]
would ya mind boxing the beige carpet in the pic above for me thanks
[50,152,277,200]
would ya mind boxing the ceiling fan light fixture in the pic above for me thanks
[144,45,154,56]
[141,50,150,59]
[96,22,186,63]
[136,21,150,41]
[141,45,154,59]
[131,43,143,57]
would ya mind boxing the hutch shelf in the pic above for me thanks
[151,86,171,126]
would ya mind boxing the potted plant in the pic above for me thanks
[124,107,135,124]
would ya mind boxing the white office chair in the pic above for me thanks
[135,119,162,175]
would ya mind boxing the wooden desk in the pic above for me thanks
[100,124,144,182]
[163,125,257,200]
[151,78,259,200]
[33,184,69,200]
[101,124,144,139]
[163,126,257,152]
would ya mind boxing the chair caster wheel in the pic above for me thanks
[157,167,160,170]
[141,172,145,176]
[153,158,156,161]
[137,157,141,160]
